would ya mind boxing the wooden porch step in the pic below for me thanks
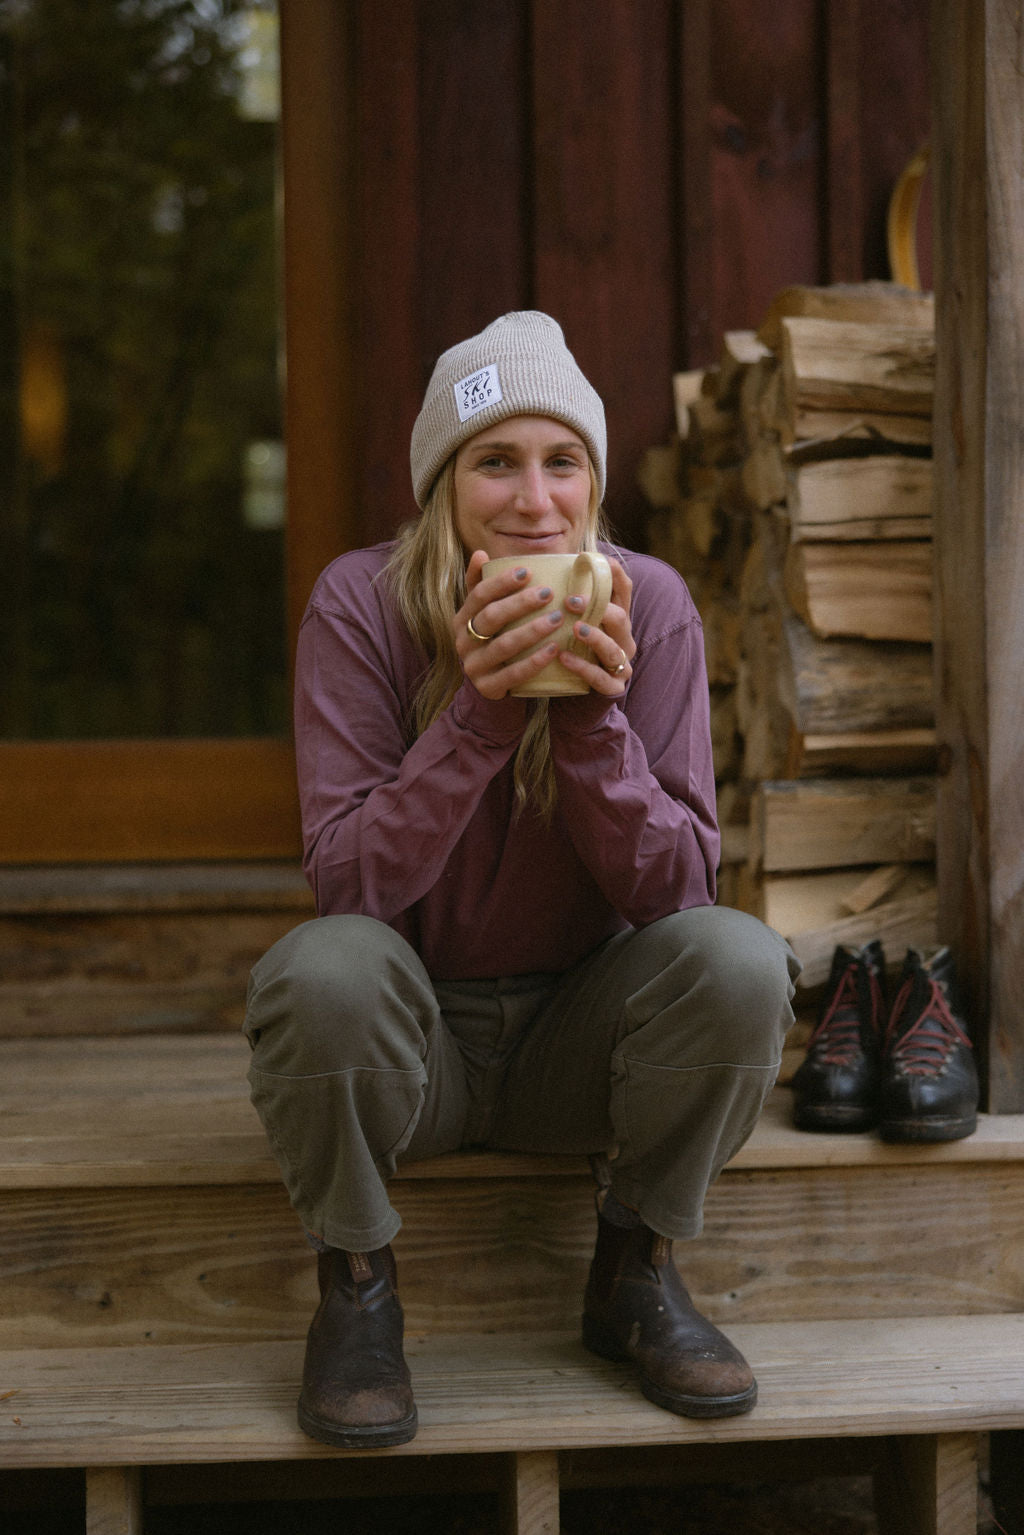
[4,1030,1023,1188]
[3,1032,1024,1350]
[2,1317,1022,1532]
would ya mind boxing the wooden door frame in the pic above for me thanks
[0,0,350,865]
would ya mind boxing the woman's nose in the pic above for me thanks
[514,464,549,512]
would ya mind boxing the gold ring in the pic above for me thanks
[607,654,627,676]
[467,616,493,642]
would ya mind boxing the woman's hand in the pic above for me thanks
[455,550,571,699]
[555,557,635,697]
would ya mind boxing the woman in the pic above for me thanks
[245,311,799,1449]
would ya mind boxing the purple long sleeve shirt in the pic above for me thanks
[294,541,719,980]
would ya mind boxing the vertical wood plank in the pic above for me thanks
[531,0,677,545]
[676,0,715,367]
[86,1466,144,1535]
[706,0,822,339]
[930,0,1024,1109]
[874,1432,977,1535]
[352,0,422,545]
[279,0,358,628]
[824,0,864,282]
[500,1449,560,1535]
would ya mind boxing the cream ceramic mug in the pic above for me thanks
[482,551,613,697]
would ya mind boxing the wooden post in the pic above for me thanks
[874,1432,977,1535]
[500,1449,561,1535]
[86,1467,143,1535]
[279,0,358,649]
[931,0,1024,1110]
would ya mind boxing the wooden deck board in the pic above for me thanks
[1,1316,1022,1468]
[2,1035,1022,1190]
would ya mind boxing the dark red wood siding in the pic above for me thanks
[337,0,930,554]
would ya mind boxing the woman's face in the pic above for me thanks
[452,414,592,560]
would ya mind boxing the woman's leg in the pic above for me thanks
[490,904,800,1238]
[244,913,470,1253]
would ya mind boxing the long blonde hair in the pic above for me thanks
[385,451,610,819]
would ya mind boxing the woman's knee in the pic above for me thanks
[686,905,799,1057]
[244,914,436,1075]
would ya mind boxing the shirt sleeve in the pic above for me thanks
[295,600,528,919]
[546,611,719,925]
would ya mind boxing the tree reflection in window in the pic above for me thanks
[0,1,285,738]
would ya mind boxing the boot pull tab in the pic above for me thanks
[651,1233,673,1268]
[347,1250,373,1284]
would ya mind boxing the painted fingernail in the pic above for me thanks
[567,595,585,610]
[515,567,528,580]
[548,610,563,625]
[538,586,553,600]
[578,623,591,636]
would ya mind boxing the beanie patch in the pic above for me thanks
[454,363,502,423]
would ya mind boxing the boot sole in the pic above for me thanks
[297,1401,418,1449]
[793,1104,877,1133]
[879,1114,977,1143]
[582,1317,758,1420]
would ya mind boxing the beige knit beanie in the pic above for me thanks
[409,311,607,508]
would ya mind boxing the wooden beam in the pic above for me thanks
[279,0,358,642]
[931,0,1024,1109]
[824,0,864,282]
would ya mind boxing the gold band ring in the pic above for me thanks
[607,653,627,676]
[466,616,493,643]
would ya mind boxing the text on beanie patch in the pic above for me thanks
[454,364,502,423]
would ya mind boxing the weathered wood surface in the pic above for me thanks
[783,539,932,642]
[874,1433,978,1535]
[2,1317,1022,1469]
[780,887,938,990]
[931,0,1024,1111]
[750,777,936,873]
[0,863,313,916]
[5,1157,1024,1348]
[756,282,935,352]
[0,911,307,1039]
[780,316,935,420]
[786,455,932,540]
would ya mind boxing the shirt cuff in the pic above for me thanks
[451,679,529,742]
[547,690,619,736]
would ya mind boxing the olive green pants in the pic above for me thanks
[244,906,800,1252]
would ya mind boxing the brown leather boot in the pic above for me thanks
[297,1244,417,1448]
[582,1205,757,1419]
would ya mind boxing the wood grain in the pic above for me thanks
[1,1317,1022,1468]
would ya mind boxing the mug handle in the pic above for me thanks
[567,552,613,655]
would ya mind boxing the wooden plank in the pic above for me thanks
[931,0,1024,1110]
[501,1450,560,1535]
[784,539,932,642]
[757,283,935,351]
[786,455,932,541]
[1,1316,1023,1468]
[782,887,938,989]
[0,863,312,917]
[279,0,358,625]
[824,0,864,283]
[531,0,676,546]
[874,1432,978,1535]
[0,740,301,864]
[0,910,307,1039]
[781,316,934,417]
[4,1148,1023,1350]
[675,0,714,366]
[85,1467,143,1535]
[751,777,936,873]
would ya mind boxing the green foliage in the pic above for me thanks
[0,0,285,738]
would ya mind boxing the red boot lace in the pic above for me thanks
[807,961,882,1066]
[886,978,972,1075]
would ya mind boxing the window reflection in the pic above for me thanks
[0,0,285,739]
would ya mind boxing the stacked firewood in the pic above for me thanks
[639,283,939,1057]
